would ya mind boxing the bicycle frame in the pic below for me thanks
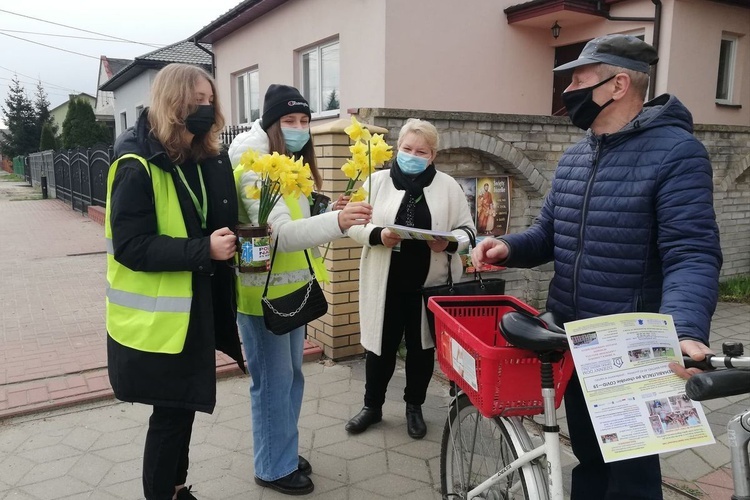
[728,410,750,500]
[685,344,750,500]
[462,384,564,500]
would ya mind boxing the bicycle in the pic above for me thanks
[427,295,576,500]
[684,342,750,500]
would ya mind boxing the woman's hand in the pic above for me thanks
[337,201,372,231]
[380,228,402,248]
[333,194,351,211]
[427,237,449,253]
[210,227,237,260]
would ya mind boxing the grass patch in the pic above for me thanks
[719,275,750,304]
[0,173,25,182]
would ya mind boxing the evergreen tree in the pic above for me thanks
[61,97,112,149]
[39,122,57,151]
[34,81,57,145]
[325,89,339,111]
[1,75,38,157]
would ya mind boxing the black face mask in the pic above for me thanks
[185,105,215,137]
[562,75,616,130]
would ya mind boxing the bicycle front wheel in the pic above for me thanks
[440,393,545,500]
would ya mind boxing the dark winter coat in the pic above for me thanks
[106,109,244,413]
[502,94,722,345]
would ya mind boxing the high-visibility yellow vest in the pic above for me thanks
[105,154,192,354]
[234,166,328,316]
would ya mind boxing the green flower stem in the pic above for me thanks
[367,141,372,205]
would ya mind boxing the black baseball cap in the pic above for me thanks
[554,34,658,74]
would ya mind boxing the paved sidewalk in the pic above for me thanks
[1,171,748,498]
[0,174,318,420]
[0,176,243,419]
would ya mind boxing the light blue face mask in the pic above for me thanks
[397,150,429,175]
[281,127,310,153]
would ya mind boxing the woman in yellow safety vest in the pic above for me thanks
[228,84,372,496]
[105,63,244,500]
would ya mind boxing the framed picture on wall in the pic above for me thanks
[456,176,512,273]
[456,177,476,224]
[476,176,511,237]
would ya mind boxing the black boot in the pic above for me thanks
[345,406,382,434]
[406,403,426,439]
[298,455,312,475]
[254,470,314,496]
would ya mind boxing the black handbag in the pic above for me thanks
[422,226,506,337]
[261,238,328,335]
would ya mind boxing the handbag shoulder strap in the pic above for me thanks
[262,237,316,299]
[444,225,486,288]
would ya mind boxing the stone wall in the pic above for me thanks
[356,108,750,310]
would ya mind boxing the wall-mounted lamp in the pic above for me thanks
[551,21,561,39]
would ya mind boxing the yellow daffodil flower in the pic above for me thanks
[344,116,371,142]
[239,147,318,225]
[349,187,368,202]
[341,159,359,181]
[349,141,368,157]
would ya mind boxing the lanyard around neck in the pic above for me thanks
[175,164,207,229]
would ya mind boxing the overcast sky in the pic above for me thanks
[0,0,242,128]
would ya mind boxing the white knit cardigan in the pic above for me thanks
[347,169,475,355]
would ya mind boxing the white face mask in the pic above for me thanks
[281,127,310,153]
[397,151,429,175]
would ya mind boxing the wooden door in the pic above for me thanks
[552,41,589,115]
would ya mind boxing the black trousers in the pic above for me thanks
[143,406,196,500]
[565,374,663,500]
[365,290,435,409]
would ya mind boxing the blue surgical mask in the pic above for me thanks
[281,127,310,153]
[397,151,429,175]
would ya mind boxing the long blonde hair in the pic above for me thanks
[148,63,225,163]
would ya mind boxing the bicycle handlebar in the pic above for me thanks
[683,350,750,401]
[685,370,750,401]
[683,354,750,370]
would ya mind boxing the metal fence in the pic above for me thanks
[12,156,25,178]
[27,145,112,213]
[27,150,56,199]
[220,124,251,147]
[19,125,248,214]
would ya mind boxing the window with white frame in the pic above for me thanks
[716,34,737,103]
[300,40,339,116]
[237,68,260,125]
[119,111,127,131]
[135,105,144,118]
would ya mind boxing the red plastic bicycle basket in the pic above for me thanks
[427,295,575,418]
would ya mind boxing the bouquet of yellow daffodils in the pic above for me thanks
[239,149,315,226]
[342,116,393,203]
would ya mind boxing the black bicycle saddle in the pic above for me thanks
[499,311,569,352]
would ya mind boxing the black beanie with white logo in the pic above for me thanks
[261,84,311,131]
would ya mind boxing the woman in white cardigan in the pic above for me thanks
[346,119,475,439]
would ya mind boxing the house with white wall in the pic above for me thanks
[184,0,749,360]
[95,56,132,142]
[99,41,213,137]
[49,93,97,134]
[190,0,748,127]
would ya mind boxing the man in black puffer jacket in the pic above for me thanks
[474,35,722,500]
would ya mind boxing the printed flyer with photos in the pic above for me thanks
[564,313,714,463]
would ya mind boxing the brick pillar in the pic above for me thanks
[308,119,389,360]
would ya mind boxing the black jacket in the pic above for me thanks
[107,109,244,413]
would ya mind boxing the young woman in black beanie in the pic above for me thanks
[228,84,372,496]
